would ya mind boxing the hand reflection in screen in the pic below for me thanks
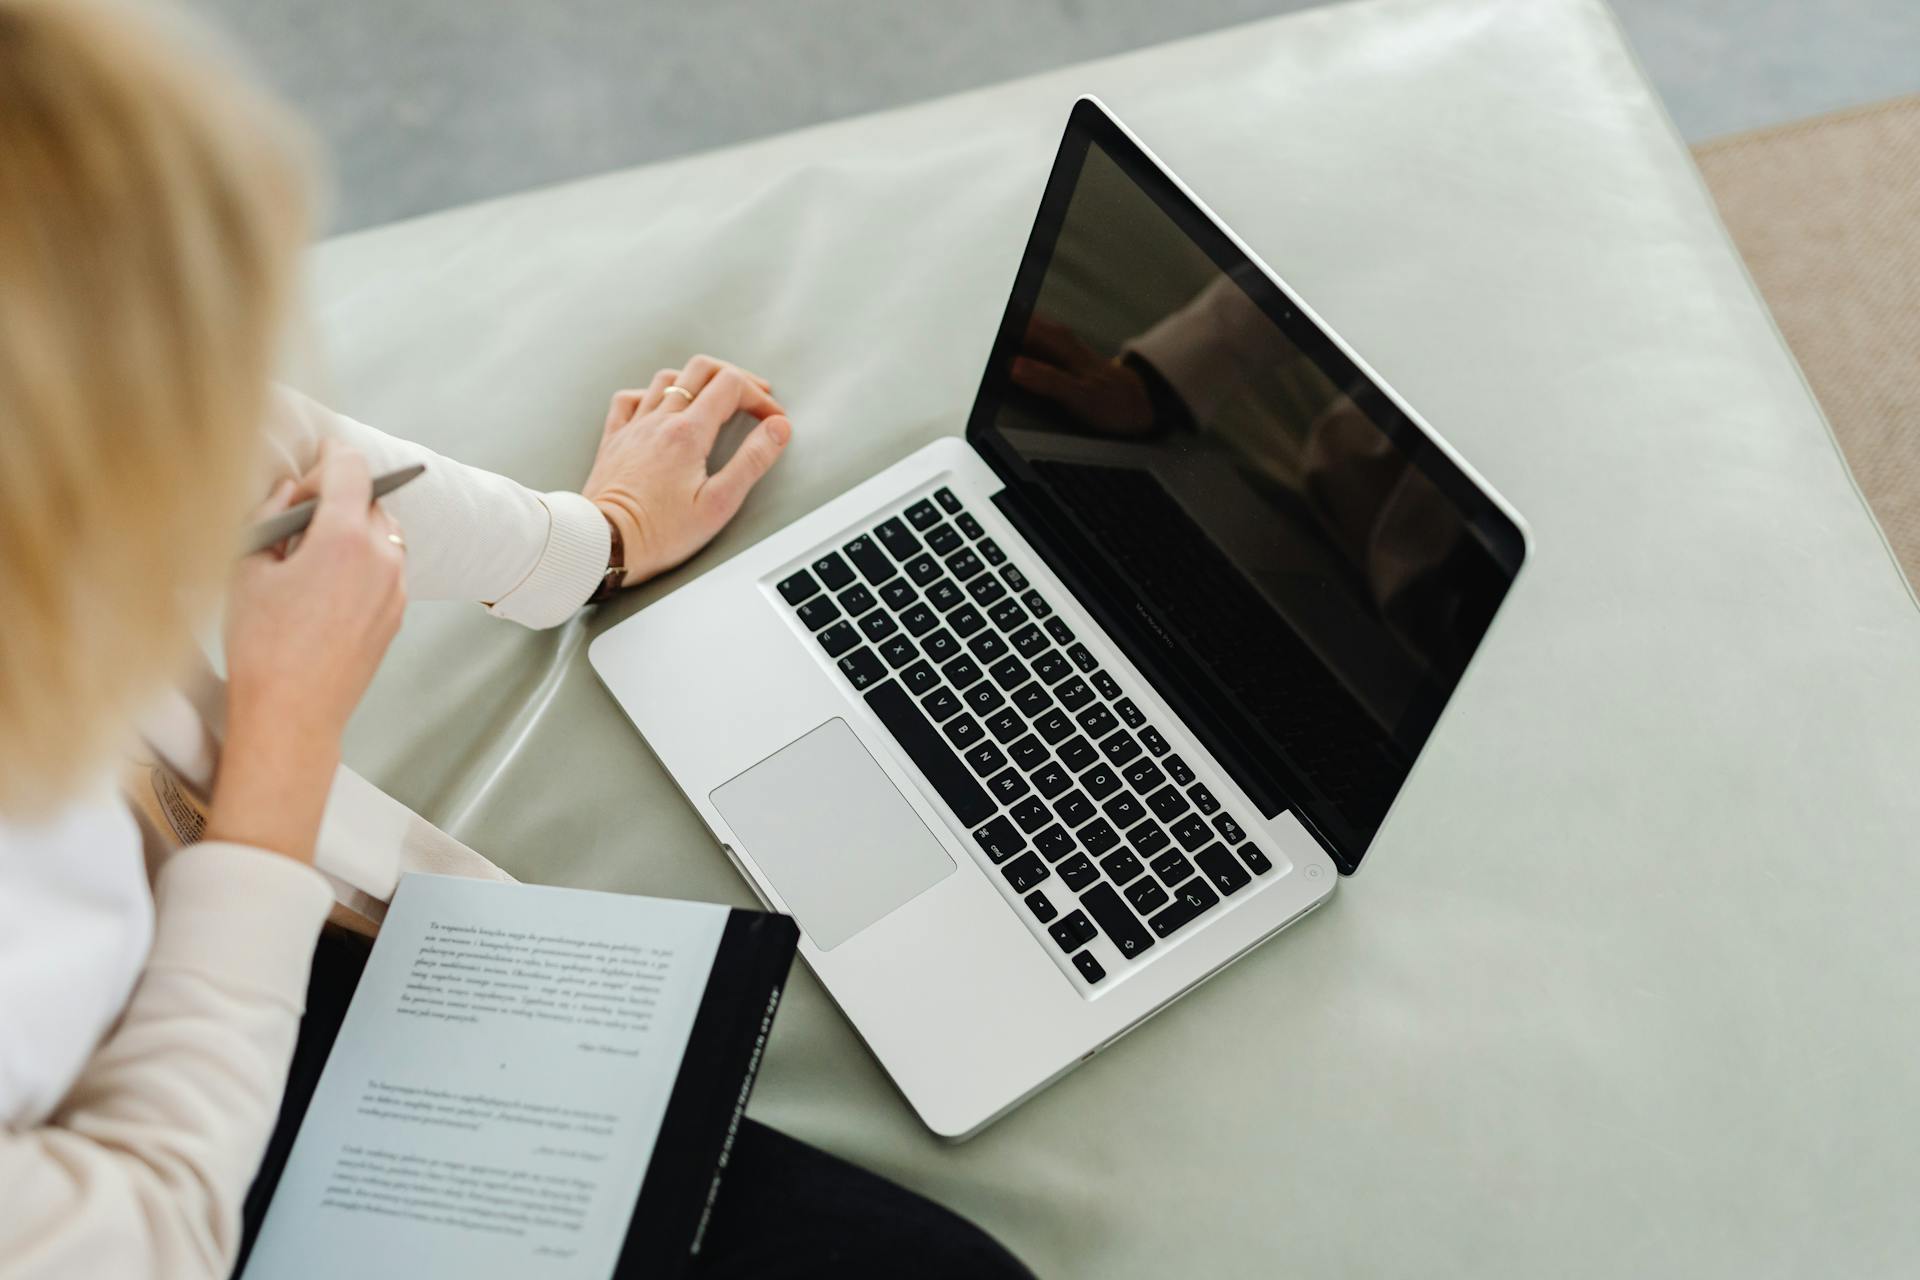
[1009,315,1159,437]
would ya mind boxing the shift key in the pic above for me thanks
[1078,884,1154,961]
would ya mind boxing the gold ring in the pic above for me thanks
[387,532,407,550]
[662,385,695,404]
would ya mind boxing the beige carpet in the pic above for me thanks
[1695,95,1920,589]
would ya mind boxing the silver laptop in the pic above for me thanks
[591,99,1528,1138]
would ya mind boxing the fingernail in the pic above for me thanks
[768,417,792,445]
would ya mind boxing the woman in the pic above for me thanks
[0,2,1030,1277]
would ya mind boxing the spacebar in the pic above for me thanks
[864,681,994,828]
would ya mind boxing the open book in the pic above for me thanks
[239,874,797,1280]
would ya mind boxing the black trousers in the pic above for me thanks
[239,928,1034,1280]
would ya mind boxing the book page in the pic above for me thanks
[244,874,729,1279]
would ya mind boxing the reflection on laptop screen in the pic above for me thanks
[968,123,1524,869]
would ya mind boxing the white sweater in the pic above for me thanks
[0,389,609,1279]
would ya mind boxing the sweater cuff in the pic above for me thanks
[485,490,611,629]
[147,844,333,1008]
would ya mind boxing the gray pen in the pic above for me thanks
[243,463,426,555]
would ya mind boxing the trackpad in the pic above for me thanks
[711,719,955,951]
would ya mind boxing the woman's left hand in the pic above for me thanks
[583,355,793,587]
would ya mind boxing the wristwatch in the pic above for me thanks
[589,515,626,604]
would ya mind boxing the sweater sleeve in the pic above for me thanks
[262,386,609,629]
[0,844,331,1280]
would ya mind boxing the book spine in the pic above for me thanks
[689,979,784,1256]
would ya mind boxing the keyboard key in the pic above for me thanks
[1080,884,1154,961]
[837,583,877,617]
[1124,876,1170,915]
[1076,704,1118,740]
[1081,764,1120,801]
[926,579,964,612]
[1044,617,1074,646]
[985,708,1025,743]
[1055,789,1094,827]
[1034,709,1075,744]
[1099,848,1144,886]
[925,523,962,556]
[967,574,1006,607]
[796,595,840,630]
[1000,564,1028,590]
[901,659,938,692]
[1092,671,1122,701]
[882,637,920,674]
[1025,889,1057,923]
[1072,951,1106,984]
[947,604,986,637]
[946,549,985,582]
[1100,730,1142,767]
[1147,878,1220,938]
[1048,909,1097,953]
[879,578,917,610]
[905,554,942,586]
[1078,818,1120,857]
[1128,820,1170,857]
[866,681,993,827]
[817,621,858,657]
[973,816,1023,863]
[843,535,896,585]
[989,598,1028,632]
[1032,650,1071,685]
[943,714,984,750]
[858,610,898,643]
[1054,676,1094,710]
[1114,697,1145,728]
[1165,754,1195,786]
[1035,825,1075,862]
[941,655,983,690]
[964,682,1005,716]
[1102,792,1145,829]
[978,537,1007,565]
[1236,842,1273,875]
[956,512,985,540]
[1191,784,1221,816]
[1057,853,1098,892]
[965,741,1007,775]
[986,767,1031,805]
[1008,734,1048,771]
[1031,762,1071,798]
[837,648,885,690]
[777,569,820,605]
[922,629,960,663]
[900,604,938,636]
[1010,624,1048,658]
[1002,852,1049,893]
[1195,843,1251,897]
[1172,815,1212,851]
[1147,784,1190,822]
[934,486,962,513]
[988,655,1029,691]
[1020,590,1052,618]
[1123,759,1166,794]
[922,688,962,722]
[1140,725,1170,756]
[1150,849,1196,886]
[968,630,1009,663]
[904,498,940,530]
[874,516,921,561]
[1010,797,1050,833]
[1057,735,1098,771]
[812,552,854,590]
[1011,683,1053,719]
[1067,643,1098,673]
[1212,813,1246,844]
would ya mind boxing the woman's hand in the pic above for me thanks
[207,442,408,863]
[583,355,793,587]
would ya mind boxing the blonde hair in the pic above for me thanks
[0,0,311,817]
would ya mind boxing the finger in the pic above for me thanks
[700,413,792,523]
[249,477,298,521]
[604,388,648,436]
[1021,317,1102,372]
[370,504,408,568]
[673,358,784,416]
[635,368,680,417]
[674,369,787,453]
[1010,356,1089,406]
[309,444,374,540]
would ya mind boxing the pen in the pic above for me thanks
[243,463,426,555]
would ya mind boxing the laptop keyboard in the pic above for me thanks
[774,484,1275,986]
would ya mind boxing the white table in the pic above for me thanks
[309,0,1920,1273]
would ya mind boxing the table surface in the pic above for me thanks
[307,0,1920,1274]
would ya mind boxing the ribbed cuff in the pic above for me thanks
[485,490,611,629]
[147,843,333,1008]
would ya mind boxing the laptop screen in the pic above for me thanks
[966,102,1526,873]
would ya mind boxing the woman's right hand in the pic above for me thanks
[207,442,407,863]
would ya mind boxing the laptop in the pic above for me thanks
[591,98,1528,1138]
